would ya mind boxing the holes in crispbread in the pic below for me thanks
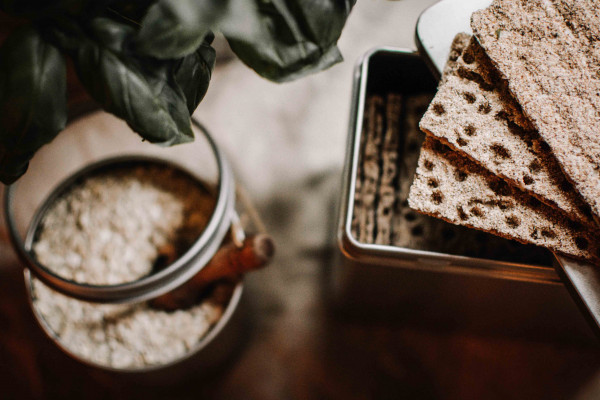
[432,103,445,116]
[431,191,444,205]
[541,229,557,239]
[478,102,492,114]
[506,215,520,228]
[427,178,439,188]
[493,199,513,210]
[423,159,435,171]
[463,92,476,104]
[490,143,511,159]
[523,175,534,185]
[456,67,494,91]
[495,110,509,121]
[457,138,468,147]
[455,170,468,182]
[470,206,483,217]
[528,160,542,174]
[464,124,476,136]
[473,198,514,211]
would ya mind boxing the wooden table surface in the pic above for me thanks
[2,2,600,399]
[1,206,600,400]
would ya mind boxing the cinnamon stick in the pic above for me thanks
[150,234,275,311]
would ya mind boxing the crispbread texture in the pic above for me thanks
[420,34,593,226]
[375,93,402,244]
[471,0,600,223]
[408,137,600,264]
[353,95,385,243]
[392,93,434,247]
[441,33,472,82]
[352,93,553,264]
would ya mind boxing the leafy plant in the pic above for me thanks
[0,0,356,184]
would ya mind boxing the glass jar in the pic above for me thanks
[3,109,264,380]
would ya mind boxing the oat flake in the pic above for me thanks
[31,164,229,369]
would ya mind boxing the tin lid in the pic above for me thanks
[4,119,236,304]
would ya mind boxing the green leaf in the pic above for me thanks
[174,33,215,114]
[222,0,356,82]
[0,25,67,184]
[134,0,227,59]
[71,18,194,146]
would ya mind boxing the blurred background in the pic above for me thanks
[1,0,600,399]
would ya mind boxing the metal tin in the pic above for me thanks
[2,109,257,377]
[330,47,595,341]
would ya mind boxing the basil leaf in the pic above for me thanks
[72,18,194,145]
[134,0,227,59]
[222,0,355,82]
[174,33,215,114]
[0,25,67,184]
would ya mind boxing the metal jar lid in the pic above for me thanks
[4,120,237,304]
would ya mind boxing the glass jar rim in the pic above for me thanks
[3,119,237,304]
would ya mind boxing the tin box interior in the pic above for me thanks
[330,48,595,342]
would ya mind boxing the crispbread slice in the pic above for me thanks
[408,137,600,264]
[471,0,600,224]
[420,34,593,227]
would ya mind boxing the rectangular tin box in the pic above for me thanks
[330,48,594,341]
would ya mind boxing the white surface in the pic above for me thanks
[416,0,491,74]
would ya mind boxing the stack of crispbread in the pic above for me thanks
[408,0,600,265]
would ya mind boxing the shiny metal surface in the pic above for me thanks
[332,44,594,341]
[415,0,492,79]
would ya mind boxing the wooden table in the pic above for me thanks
[1,2,600,399]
